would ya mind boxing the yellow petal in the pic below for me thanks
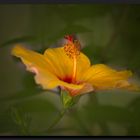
[80,64,139,91]
[12,45,60,89]
[11,45,86,91]
[12,44,54,73]
[44,46,91,80]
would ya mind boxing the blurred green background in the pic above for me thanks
[0,4,140,136]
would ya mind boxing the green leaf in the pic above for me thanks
[84,104,133,124]
[0,36,35,48]
[0,92,60,135]
[61,25,91,35]
[126,97,140,135]
[0,108,18,135]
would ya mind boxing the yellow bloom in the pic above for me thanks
[11,35,139,96]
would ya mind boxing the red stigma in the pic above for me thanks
[64,35,74,42]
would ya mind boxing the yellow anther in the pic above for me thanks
[64,40,81,59]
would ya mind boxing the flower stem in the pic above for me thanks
[46,108,66,133]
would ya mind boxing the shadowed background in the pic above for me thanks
[0,4,140,136]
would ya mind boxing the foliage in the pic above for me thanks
[0,4,140,135]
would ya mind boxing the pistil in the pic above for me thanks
[72,55,77,83]
[64,35,81,83]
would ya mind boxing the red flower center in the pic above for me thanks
[62,76,73,83]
